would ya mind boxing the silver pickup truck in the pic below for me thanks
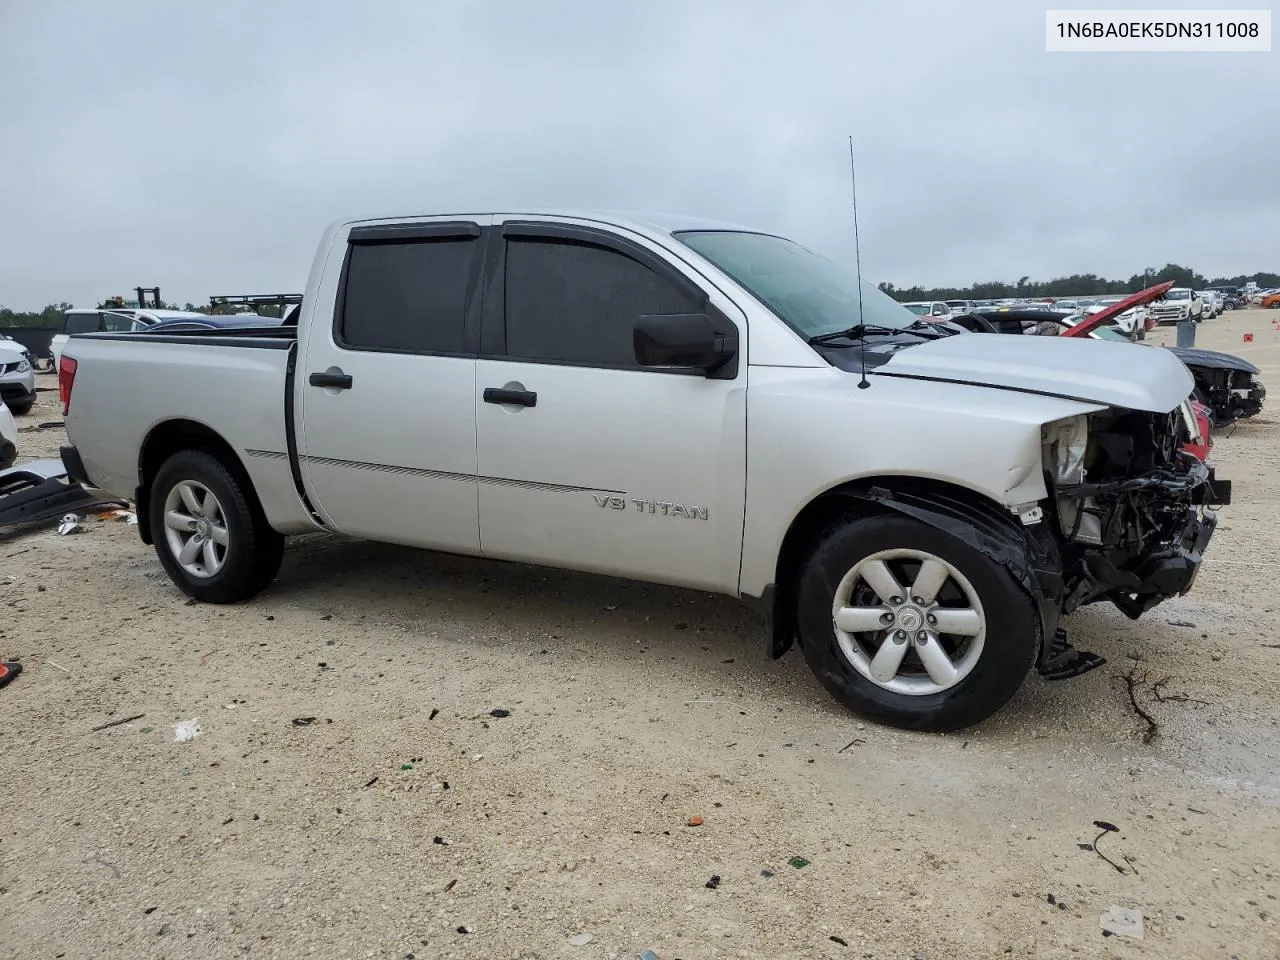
[57,210,1230,731]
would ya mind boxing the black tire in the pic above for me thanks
[7,397,33,416]
[794,513,1039,732]
[149,449,284,603]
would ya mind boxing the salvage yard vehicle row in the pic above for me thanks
[57,210,1230,732]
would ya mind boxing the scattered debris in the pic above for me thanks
[38,421,63,429]
[96,508,137,525]
[443,878,457,892]
[838,738,865,753]
[291,717,317,727]
[456,926,472,935]
[221,816,234,826]
[401,763,413,770]
[45,659,71,674]
[90,712,145,732]
[0,660,22,691]
[429,708,440,720]
[705,875,721,889]
[1166,620,1196,628]
[173,718,202,743]
[489,708,510,718]
[788,856,810,869]
[433,836,451,845]
[363,776,379,788]
[1089,821,1128,875]
[568,932,594,947]
[760,869,774,878]
[57,513,82,536]
[1099,905,1144,939]
[829,935,849,946]
[686,816,704,827]
[637,951,661,960]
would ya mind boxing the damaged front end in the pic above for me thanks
[1041,401,1231,621]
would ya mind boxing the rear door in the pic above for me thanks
[296,217,490,552]
[472,219,747,593]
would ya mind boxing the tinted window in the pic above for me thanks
[64,312,101,334]
[339,237,477,353]
[503,238,699,367]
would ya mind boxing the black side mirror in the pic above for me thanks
[634,312,737,376]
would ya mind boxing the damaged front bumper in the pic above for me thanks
[1055,459,1230,619]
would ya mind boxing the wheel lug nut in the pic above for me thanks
[893,630,907,643]
[880,612,895,625]
[915,631,928,644]
[890,596,903,606]
[911,597,924,605]
[927,614,937,625]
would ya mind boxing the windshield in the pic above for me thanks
[674,230,921,337]
[903,304,931,315]
[1167,289,1190,300]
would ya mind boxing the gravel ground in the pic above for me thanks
[2,310,1278,960]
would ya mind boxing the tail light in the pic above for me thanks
[58,356,78,416]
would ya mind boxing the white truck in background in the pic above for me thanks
[56,210,1228,732]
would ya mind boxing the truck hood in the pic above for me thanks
[875,330,1193,413]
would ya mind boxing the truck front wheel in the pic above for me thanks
[795,514,1039,732]
[149,450,284,603]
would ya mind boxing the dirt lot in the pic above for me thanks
[3,310,1279,960]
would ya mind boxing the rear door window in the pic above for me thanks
[338,235,479,355]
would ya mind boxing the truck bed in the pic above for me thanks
[61,326,316,535]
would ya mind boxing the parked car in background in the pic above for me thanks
[1200,291,1224,318]
[58,209,1230,732]
[0,339,35,415]
[1262,291,1280,309]
[944,299,974,316]
[0,401,17,468]
[51,308,210,371]
[901,300,954,321]
[1207,286,1243,310]
[1148,288,1205,324]
[141,315,287,334]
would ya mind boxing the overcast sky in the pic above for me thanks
[0,1,1275,310]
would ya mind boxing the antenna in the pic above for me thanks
[849,135,870,389]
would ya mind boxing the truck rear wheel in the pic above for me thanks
[795,513,1039,732]
[149,450,284,603]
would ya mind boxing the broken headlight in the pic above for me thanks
[1041,414,1088,484]
[1042,414,1101,544]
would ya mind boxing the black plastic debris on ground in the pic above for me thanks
[489,708,511,718]
[292,717,317,726]
[0,661,23,691]
[705,875,721,889]
[829,935,849,946]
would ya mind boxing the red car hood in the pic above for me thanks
[1059,281,1175,338]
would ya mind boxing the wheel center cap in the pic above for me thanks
[196,519,211,537]
[897,607,924,631]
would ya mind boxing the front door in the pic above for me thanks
[474,219,747,594]
[296,217,490,552]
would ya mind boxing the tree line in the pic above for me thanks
[3,262,1277,327]
[0,300,286,329]
[879,264,1280,302]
